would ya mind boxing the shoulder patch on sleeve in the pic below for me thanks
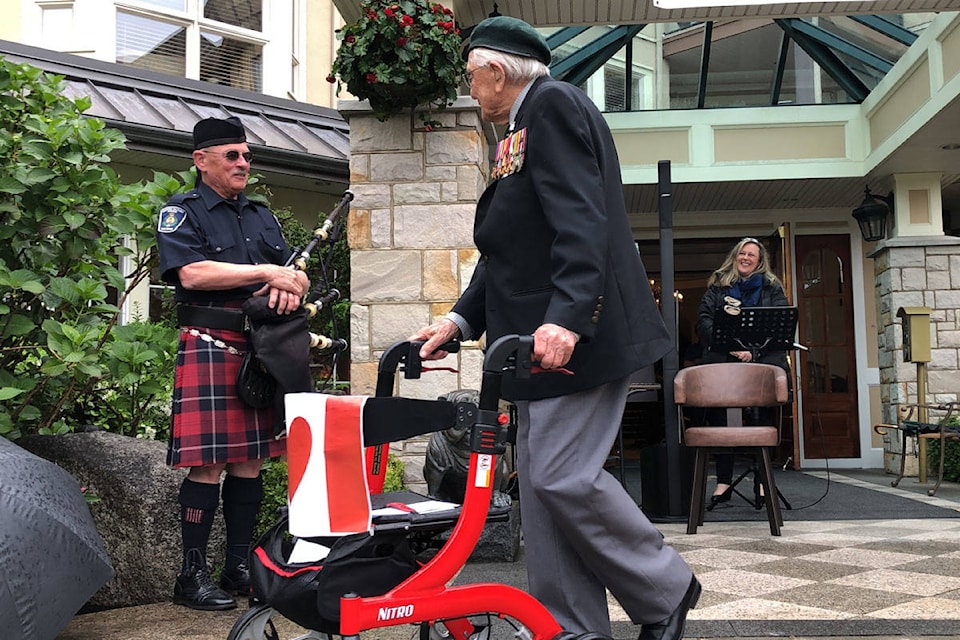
[158,205,187,233]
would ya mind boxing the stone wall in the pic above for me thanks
[873,236,960,471]
[341,98,487,492]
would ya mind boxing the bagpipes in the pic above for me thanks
[237,190,354,436]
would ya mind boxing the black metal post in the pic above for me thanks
[658,160,683,517]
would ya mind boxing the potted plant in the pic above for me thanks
[328,0,466,126]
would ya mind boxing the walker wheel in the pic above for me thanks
[226,603,329,640]
[227,604,280,640]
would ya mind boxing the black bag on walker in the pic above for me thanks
[249,514,419,632]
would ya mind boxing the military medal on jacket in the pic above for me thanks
[491,127,526,180]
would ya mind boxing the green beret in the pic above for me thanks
[467,16,551,66]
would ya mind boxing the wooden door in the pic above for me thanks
[795,235,860,459]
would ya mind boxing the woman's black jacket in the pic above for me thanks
[695,278,790,372]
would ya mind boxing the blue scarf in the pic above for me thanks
[729,273,763,306]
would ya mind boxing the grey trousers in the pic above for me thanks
[514,376,693,635]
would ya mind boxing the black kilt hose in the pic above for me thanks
[168,326,286,468]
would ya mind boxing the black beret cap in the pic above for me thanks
[466,16,551,66]
[193,116,246,150]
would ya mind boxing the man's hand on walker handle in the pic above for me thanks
[411,318,460,360]
[533,323,578,370]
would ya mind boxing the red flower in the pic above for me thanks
[384,7,395,17]
[424,125,433,132]
[397,37,408,46]
[365,9,377,19]
[400,15,414,26]
[365,72,378,84]
[326,74,336,83]
[345,34,356,43]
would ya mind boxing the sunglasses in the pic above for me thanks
[204,149,253,163]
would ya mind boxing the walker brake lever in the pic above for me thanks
[404,340,460,379]
[530,365,575,376]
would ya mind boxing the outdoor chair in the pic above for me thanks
[674,362,789,536]
[874,402,960,497]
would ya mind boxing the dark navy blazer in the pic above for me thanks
[453,77,671,400]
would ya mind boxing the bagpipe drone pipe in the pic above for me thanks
[240,190,353,437]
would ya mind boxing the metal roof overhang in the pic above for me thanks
[335,0,958,28]
[0,39,350,195]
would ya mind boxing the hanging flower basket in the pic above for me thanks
[328,0,466,124]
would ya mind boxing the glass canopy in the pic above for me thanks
[542,13,934,112]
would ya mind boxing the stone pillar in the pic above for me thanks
[340,97,487,492]
[873,235,960,473]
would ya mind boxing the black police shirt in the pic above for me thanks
[156,181,291,303]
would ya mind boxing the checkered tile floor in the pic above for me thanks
[607,471,960,638]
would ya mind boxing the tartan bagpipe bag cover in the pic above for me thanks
[249,514,419,632]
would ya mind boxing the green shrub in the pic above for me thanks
[0,56,352,441]
[925,423,960,483]
[383,453,406,493]
[254,458,290,540]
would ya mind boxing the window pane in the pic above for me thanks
[41,7,72,49]
[203,0,262,32]
[200,32,262,91]
[117,12,186,77]
[704,23,781,108]
[138,0,187,10]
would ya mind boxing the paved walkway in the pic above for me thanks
[58,470,960,639]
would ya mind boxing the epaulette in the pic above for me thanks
[166,189,202,204]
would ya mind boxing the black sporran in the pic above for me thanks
[236,350,276,409]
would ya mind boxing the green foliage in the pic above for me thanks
[255,458,290,540]
[329,0,466,124]
[78,320,179,439]
[0,55,186,439]
[925,418,960,483]
[383,453,406,493]
[0,55,352,441]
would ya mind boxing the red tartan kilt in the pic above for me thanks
[168,327,286,468]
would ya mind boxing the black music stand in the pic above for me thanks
[708,306,801,511]
[711,306,800,360]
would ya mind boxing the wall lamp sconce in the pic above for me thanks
[852,186,893,242]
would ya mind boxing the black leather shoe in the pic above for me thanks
[219,561,252,596]
[173,562,236,611]
[638,576,701,640]
[706,487,732,511]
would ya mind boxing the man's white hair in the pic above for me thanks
[469,47,550,84]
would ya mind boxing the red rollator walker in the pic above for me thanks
[228,334,607,640]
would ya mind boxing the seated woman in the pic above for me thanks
[695,237,790,507]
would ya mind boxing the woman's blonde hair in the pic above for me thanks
[707,237,782,289]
